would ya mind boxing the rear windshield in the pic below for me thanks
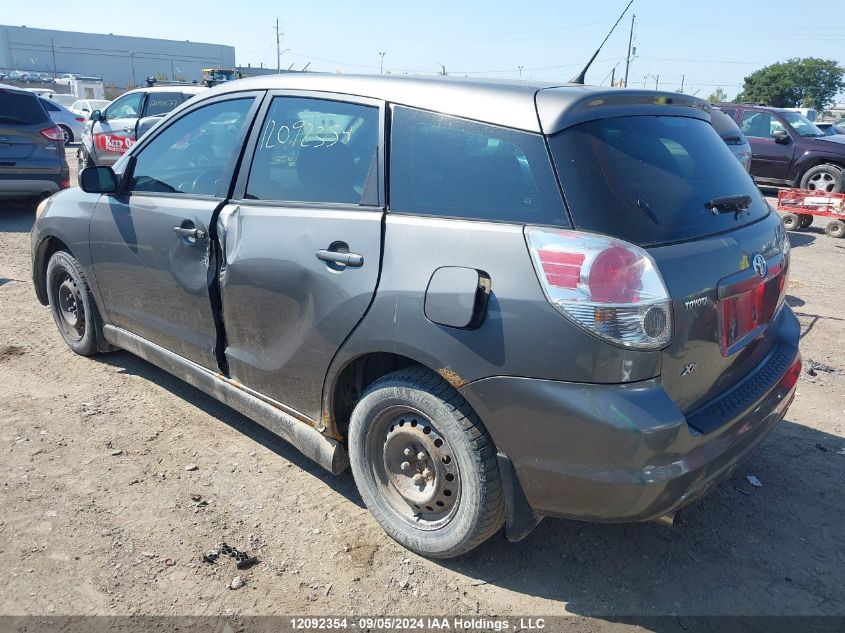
[549,115,769,246]
[0,90,49,125]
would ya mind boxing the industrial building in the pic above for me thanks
[0,24,235,87]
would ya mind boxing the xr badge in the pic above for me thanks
[681,363,696,376]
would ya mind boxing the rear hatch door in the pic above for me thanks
[0,88,61,175]
[548,111,790,425]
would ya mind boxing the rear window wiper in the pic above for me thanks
[704,194,752,216]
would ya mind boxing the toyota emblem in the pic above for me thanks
[752,253,768,278]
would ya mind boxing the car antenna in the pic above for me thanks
[569,0,634,85]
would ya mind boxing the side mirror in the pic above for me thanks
[89,109,102,122]
[772,129,790,144]
[80,166,119,194]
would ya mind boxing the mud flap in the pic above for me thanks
[497,453,543,542]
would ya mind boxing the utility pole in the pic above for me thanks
[129,51,136,86]
[275,18,282,73]
[518,65,524,79]
[610,67,615,87]
[679,74,685,93]
[623,13,635,87]
[50,38,57,78]
[379,51,386,75]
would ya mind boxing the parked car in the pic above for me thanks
[0,83,69,201]
[78,85,205,173]
[718,103,845,192]
[33,76,800,558]
[8,70,29,82]
[711,107,751,171]
[47,93,78,108]
[70,98,110,117]
[39,97,86,145]
[815,121,845,136]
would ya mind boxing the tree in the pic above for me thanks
[737,58,845,111]
[707,87,728,103]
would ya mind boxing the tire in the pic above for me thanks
[781,213,800,231]
[799,214,814,228]
[58,124,72,145]
[799,164,844,194]
[348,367,505,558]
[825,220,845,239]
[45,251,107,356]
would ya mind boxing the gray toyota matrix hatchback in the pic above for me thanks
[31,75,801,558]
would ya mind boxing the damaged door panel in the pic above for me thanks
[89,96,260,369]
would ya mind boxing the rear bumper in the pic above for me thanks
[0,173,68,198]
[459,307,801,523]
[0,176,62,198]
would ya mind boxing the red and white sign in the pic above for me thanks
[94,133,136,154]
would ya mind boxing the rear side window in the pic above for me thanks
[549,115,768,246]
[0,90,49,124]
[390,106,567,225]
[143,92,184,117]
[245,97,379,205]
[39,98,60,112]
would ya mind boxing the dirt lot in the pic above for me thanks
[1,149,843,625]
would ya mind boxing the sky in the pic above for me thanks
[3,0,844,102]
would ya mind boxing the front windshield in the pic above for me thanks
[781,111,825,137]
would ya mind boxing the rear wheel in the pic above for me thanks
[781,213,800,231]
[825,220,845,239]
[348,367,504,558]
[58,124,72,145]
[799,214,814,228]
[45,251,107,355]
[800,164,844,193]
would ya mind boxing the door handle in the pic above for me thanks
[315,249,364,267]
[173,226,207,240]
[122,127,134,133]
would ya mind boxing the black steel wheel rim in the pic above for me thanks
[52,270,85,341]
[366,405,461,531]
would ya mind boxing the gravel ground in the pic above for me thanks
[0,149,843,625]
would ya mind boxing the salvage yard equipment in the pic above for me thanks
[777,188,845,238]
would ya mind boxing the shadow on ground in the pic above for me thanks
[0,202,37,233]
[98,350,366,509]
[98,349,844,618]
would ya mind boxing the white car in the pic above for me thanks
[70,98,111,117]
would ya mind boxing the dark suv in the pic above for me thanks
[0,83,69,201]
[717,103,845,193]
[31,76,801,558]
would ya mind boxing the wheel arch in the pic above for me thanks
[324,350,465,441]
[796,157,845,184]
[33,235,71,305]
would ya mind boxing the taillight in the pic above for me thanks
[75,117,85,123]
[40,125,64,141]
[526,227,673,350]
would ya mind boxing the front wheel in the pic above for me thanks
[77,149,92,182]
[348,367,504,558]
[45,251,107,356]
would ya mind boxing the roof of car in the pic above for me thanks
[199,73,711,134]
[0,82,37,96]
[124,85,207,96]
